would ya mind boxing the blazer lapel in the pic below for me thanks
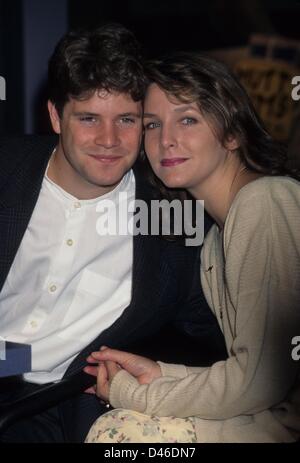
[117,162,162,326]
[0,136,56,291]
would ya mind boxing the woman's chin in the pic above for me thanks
[159,175,187,190]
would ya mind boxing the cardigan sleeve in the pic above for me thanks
[109,179,300,419]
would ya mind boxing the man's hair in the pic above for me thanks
[48,23,147,115]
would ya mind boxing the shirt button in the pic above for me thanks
[49,284,57,293]
[74,202,81,209]
[66,239,74,246]
[30,321,38,328]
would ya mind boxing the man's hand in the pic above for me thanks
[84,346,162,400]
[84,357,120,401]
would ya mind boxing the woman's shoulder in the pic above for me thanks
[228,175,300,216]
[224,175,300,241]
[234,175,299,203]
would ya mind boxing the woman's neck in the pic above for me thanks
[188,160,263,229]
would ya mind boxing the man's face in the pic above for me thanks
[48,90,142,199]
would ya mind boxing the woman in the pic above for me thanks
[84,52,300,443]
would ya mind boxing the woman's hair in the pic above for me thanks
[48,23,147,116]
[144,51,299,180]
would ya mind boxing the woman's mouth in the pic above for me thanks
[161,158,188,167]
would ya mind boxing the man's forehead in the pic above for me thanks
[67,90,142,112]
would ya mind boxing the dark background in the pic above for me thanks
[0,0,299,136]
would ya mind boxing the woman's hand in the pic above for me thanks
[84,356,121,401]
[84,346,162,401]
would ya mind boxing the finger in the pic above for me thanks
[105,360,121,385]
[83,365,99,377]
[98,362,108,385]
[96,362,109,401]
[86,354,100,363]
[85,385,97,395]
[90,348,133,366]
[87,346,108,362]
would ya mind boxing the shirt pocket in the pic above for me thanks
[76,268,124,300]
[60,268,132,331]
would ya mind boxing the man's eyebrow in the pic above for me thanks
[73,112,99,117]
[119,112,142,118]
[73,111,142,118]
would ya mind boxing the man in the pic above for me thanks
[0,24,225,442]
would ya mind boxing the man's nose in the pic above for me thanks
[94,123,120,148]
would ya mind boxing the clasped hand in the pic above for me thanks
[84,347,162,402]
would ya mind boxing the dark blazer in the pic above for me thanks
[0,135,226,441]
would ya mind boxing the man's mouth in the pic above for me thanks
[88,154,122,164]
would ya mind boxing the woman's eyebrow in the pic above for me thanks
[173,105,198,113]
[143,105,198,118]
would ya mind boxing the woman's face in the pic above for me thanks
[143,83,230,192]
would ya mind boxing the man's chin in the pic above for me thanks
[87,172,128,191]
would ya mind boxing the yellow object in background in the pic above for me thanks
[235,57,299,142]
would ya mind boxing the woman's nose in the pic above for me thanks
[160,125,177,149]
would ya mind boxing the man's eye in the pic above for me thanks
[79,116,97,125]
[120,117,135,125]
[144,121,160,130]
[181,117,197,125]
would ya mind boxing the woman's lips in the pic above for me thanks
[161,158,188,167]
[88,155,122,164]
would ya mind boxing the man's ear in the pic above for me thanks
[225,135,239,151]
[48,100,61,134]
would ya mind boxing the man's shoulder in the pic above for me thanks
[0,134,57,182]
[0,134,57,158]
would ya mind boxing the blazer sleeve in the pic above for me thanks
[171,240,227,361]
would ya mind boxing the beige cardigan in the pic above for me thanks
[109,176,300,442]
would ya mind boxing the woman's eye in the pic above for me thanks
[181,117,197,125]
[144,121,160,130]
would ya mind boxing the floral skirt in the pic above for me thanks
[85,409,197,443]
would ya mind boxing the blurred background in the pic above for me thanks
[0,0,299,165]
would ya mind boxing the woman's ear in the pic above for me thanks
[225,135,239,151]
